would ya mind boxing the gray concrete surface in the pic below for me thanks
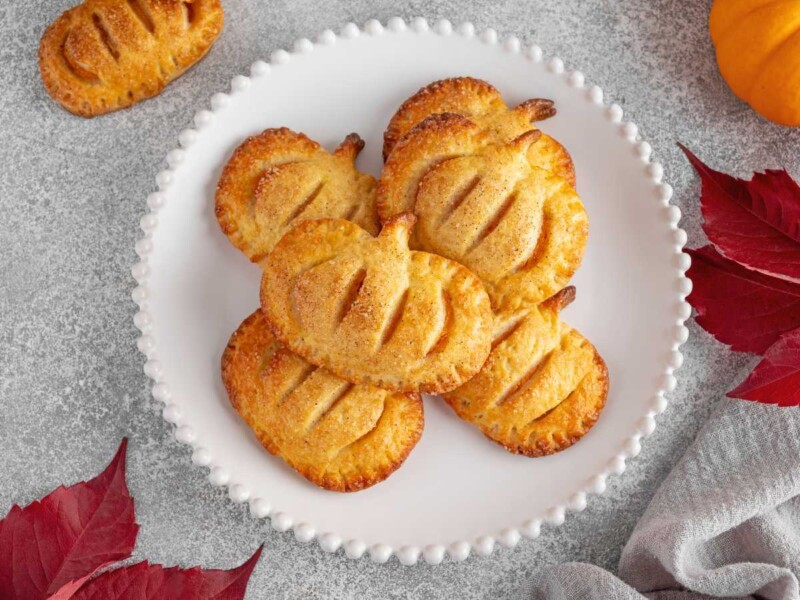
[1,0,798,597]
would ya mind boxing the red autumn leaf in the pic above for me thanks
[0,439,138,600]
[680,144,800,284]
[748,170,800,240]
[728,327,800,406]
[686,245,800,354]
[70,546,263,600]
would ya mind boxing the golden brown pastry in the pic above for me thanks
[39,0,223,117]
[382,77,574,186]
[443,288,608,457]
[216,128,378,263]
[260,213,493,394]
[379,113,588,311]
[223,310,424,492]
[378,113,486,237]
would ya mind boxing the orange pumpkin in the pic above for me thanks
[710,0,800,126]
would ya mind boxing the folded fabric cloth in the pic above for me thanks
[530,398,800,600]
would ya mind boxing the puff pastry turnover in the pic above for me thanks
[383,77,574,186]
[443,288,608,457]
[380,113,588,310]
[260,213,493,393]
[216,128,379,263]
[222,310,424,492]
[39,0,223,117]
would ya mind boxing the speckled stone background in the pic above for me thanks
[1,0,799,597]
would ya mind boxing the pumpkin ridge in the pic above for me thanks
[747,24,800,98]
[714,0,797,44]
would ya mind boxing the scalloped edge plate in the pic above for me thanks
[132,17,690,566]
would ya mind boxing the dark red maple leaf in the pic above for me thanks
[686,245,800,354]
[0,439,264,600]
[728,327,800,406]
[680,144,800,284]
[0,439,138,600]
[69,547,263,600]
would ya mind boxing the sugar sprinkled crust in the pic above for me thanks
[260,214,493,394]
[39,0,223,117]
[377,112,485,247]
[382,77,574,185]
[379,113,588,312]
[443,288,609,457]
[222,310,424,492]
[215,128,378,264]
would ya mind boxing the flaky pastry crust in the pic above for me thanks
[216,128,378,263]
[443,288,608,457]
[39,0,223,117]
[222,310,424,492]
[382,77,574,185]
[260,214,493,393]
[379,113,588,311]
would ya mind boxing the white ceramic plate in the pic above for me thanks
[132,18,691,566]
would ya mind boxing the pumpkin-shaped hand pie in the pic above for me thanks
[216,128,379,263]
[380,114,588,311]
[383,77,574,185]
[260,213,493,393]
[710,0,800,126]
[443,288,608,457]
[39,0,223,117]
[223,310,424,492]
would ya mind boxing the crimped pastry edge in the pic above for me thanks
[221,310,425,493]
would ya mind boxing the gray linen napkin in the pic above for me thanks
[530,399,800,600]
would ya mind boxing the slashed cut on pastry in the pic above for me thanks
[380,114,588,311]
[223,310,424,492]
[216,128,378,263]
[383,77,574,186]
[260,213,493,393]
[443,287,608,457]
[39,0,223,117]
